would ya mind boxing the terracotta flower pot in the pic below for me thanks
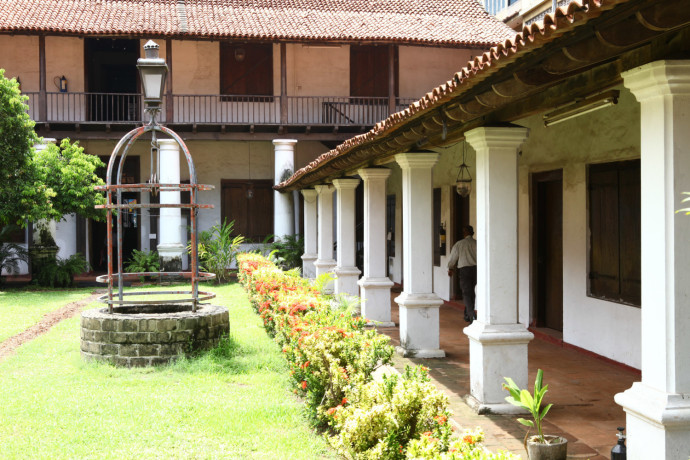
[526,435,567,460]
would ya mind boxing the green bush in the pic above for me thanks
[268,234,304,270]
[34,253,89,288]
[125,249,160,280]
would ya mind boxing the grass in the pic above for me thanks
[0,287,94,342]
[0,282,336,459]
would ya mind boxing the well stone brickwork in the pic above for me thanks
[80,304,229,367]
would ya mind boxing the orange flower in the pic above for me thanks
[463,435,475,445]
[327,407,337,416]
[341,398,348,405]
[434,415,447,425]
[301,381,307,390]
[422,431,432,437]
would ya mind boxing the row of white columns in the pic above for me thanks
[278,60,690,458]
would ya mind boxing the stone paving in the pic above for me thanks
[378,297,638,460]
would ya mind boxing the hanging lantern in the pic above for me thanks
[137,40,168,110]
[456,142,472,197]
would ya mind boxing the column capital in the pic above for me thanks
[623,60,690,102]
[301,188,317,202]
[157,138,179,148]
[358,167,391,180]
[314,184,334,195]
[272,139,298,148]
[332,178,360,190]
[465,126,529,151]
[395,152,439,170]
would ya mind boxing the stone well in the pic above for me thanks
[80,304,229,367]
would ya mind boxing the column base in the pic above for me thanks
[359,277,394,324]
[301,253,317,279]
[394,292,445,359]
[334,266,361,297]
[465,395,531,416]
[313,259,336,293]
[158,243,185,273]
[464,322,533,409]
[313,259,336,276]
[615,382,690,460]
[395,345,445,359]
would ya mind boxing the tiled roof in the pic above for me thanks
[276,0,635,191]
[0,0,514,47]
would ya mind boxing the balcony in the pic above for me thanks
[24,92,416,140]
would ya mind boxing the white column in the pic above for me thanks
[301,188,318,279]
[314,184,336,290]
[615,61,690,460]
[157,139,184,271]
[463,126,532,414]
[394,152,444,358]
[273,139,297,239]
[333,178,361,296]
[358,167,394,327]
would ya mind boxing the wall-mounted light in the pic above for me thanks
[235,48,246,62]
[543,90,619,127]
[456,141,472,197]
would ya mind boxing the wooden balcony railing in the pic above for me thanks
[24,92,416,127]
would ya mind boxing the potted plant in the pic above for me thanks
[503,369,567,460]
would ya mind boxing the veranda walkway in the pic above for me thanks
[380,295,638,460]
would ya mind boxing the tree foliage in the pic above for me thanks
[0,69,106,226]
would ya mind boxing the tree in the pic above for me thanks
[0,69,106,226]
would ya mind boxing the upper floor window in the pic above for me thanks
[220,43,273,97]
[588,160,641,307]
[350,45,398,98]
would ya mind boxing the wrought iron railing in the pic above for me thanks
[24,92,417,127]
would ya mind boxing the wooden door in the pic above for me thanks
[533,170,563,331]
[221,180,273,242]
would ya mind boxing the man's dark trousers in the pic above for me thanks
[458,265,477,322]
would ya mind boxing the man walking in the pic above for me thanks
[447,225,477,324]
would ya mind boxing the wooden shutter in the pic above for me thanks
[220,43,273,96]
[588,160,640,306]
[350,45,398,97]
[589,166,620,300]
[618,161,641,305]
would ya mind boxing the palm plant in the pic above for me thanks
[503,369,553,444]
[192,219,245,284]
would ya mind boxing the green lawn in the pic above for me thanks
[0,283,335,459]
[0,288,94,342]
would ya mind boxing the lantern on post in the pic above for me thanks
[137,40,168,114]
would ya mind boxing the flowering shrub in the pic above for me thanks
[406,427,520,460]
[237,253,520,460]
[328,366,453,459]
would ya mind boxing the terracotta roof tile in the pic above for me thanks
[276,0,631,191]
[0,0,513,47]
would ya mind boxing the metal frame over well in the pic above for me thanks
[95,120,215,312]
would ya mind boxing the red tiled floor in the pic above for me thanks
[377,296,637,459]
